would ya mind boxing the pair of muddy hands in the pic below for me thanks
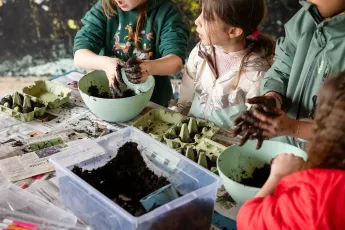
[110,58,146,98]
[233,96,281,149]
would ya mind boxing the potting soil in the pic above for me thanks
[240,163,271,188]
[72,141,169,216]
[88,85,135,99]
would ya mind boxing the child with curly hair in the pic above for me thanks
[237,71,345,230]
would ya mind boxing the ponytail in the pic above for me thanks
[246,34,275,65]
[238,34,275,75]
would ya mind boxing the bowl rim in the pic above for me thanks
[78,71,155,100]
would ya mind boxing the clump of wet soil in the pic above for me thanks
[240,163,271,188]
[72,142,169,216]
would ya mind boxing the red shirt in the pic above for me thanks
[237,169,345,230]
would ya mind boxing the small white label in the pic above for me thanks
[53,141,106,167]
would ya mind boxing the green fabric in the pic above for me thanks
[73,0,190,106]
[189,93,247,128]
[261,1,345,146]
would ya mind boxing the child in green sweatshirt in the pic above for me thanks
[73,0,190,106]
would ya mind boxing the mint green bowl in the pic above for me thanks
[217,140,307,205]
[78,70,155,122]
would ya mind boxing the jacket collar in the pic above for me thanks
[299,1,345,27]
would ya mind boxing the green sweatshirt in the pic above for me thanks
[74,0,190,106]
[261,1,345,147]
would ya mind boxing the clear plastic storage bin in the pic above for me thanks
[50,127,220,230]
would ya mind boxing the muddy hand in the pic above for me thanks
[247,96,277,110]
[233,110,267,149]
[124,58,145,84]
[233,110,260,136]
[110,77,123,98]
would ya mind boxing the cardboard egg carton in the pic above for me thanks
[0,92,47,122]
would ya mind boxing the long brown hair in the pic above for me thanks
[199,0,275,78]
[101,0,148,48]
[305,72,345,170]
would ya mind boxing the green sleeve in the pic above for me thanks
[260,26,296,97]
[158,3,190,64]
[73,0,107,55]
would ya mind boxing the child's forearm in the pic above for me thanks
[255,175,281,198]
[74,49,110,71]
[144,55,183,76]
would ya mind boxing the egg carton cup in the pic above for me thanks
[22,80,72,109]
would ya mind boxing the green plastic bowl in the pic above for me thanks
[79,70,155,122]
[217,140,307,205]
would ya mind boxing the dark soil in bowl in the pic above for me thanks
[122,89,136,98]
[72,142,170,217]
[240,163,271,188]
[88,85,111,98]
[88,85,135,99]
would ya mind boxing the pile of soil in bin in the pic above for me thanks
[72,142,169,216]
[240,163,271,188]
[88,85,135,99]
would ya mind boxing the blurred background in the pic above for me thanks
[0,0,300,95]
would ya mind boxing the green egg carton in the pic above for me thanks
[179,117,220,139]
[22,80,72,109]
[0,92,48,122]
[195,137,227,158]
[176,141,224,172]
[133,108,184,141]
[163,117,220,149]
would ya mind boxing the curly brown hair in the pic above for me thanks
[305,71,345,169]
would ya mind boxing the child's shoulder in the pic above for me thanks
[186,43,207,66]
[284,2,320,41]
